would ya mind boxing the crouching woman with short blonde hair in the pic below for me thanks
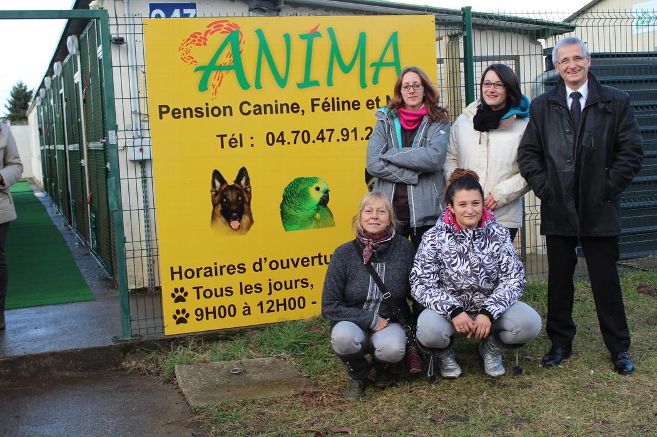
[322,192,415,399]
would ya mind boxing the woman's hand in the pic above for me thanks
[452,313,474,336]
[374,316,389,332]
[484,193,498,210]
[472,314,492,340]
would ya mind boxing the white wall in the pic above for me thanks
[8,123,39,180]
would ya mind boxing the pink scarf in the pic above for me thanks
[443,208,495,231]
[398,106,427,130]
[356,228,394,264]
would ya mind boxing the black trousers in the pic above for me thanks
[0,222,9,312]
[546,235,630,354]
[395,222,432,250]
[395,222,432,323]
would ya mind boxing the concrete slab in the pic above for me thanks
[0,370,200,437]
[175,357,308,407]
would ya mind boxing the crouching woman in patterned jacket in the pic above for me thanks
[322,191,416,399]
[411,169,541,379]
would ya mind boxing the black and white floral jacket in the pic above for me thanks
[410,212,524,321]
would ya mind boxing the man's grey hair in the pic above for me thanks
[552,36,590,64]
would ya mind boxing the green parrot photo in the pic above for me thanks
[280,177,335,231]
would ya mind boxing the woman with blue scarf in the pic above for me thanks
[445,64,530,241]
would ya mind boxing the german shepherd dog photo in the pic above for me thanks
[210,167,253,233]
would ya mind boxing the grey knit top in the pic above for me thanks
[322,235,415,331]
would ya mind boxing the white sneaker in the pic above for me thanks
[479,338,506,377]
[436,347,462,378]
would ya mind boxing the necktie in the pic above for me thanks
[570,91,582,141]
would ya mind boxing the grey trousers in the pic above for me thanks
[416,301,542,349]
[330,320,406,363]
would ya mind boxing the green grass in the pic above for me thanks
[129,270,657,436]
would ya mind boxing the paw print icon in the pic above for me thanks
[171,286,188,303]
[173,308,189,324]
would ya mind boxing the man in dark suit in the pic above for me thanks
[518,36,643,374]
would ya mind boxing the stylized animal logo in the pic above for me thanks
[178,20,244,97]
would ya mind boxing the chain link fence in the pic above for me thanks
[20,6,657,337]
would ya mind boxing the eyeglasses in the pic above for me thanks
[482,81,505,90]
[556,56,587,66]
[401,83,423,92]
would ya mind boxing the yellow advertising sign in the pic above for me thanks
[144,15,437,335]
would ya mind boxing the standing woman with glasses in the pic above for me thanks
[366,66,450,248]
[445,64,530,241]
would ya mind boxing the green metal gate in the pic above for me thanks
[590,53,657,259]
[42,82,57,201]
[62,53,89,239]
[53,65,72,224]
[80,19,115,275]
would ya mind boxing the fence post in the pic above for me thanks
[97,11,137,341]
[461,6,475,105]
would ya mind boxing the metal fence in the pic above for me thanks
[13,6,657,338]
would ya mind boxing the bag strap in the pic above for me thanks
[351,240,392,300]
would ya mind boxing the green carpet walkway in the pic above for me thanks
[5,180,95,309]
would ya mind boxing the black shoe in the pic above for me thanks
[613,352,635,375]
[542,345,572,368]
[344,379,366,399]
[373,364,394,388]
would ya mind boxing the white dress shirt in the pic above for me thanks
[566,81,588,112]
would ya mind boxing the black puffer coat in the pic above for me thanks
[518,73,643,237]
